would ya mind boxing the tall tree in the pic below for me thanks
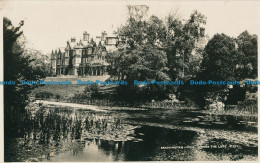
[164,10,206,81]
[110,7,207,102]
[111,6,169,102]
[235,30,258,79]
[200,33,238,81]
[4,17,46,137]
[178,33,239,107]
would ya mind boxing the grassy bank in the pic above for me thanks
[30,81,257,117]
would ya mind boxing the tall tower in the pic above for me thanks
[83,31,90,42]
[101,31,107,41]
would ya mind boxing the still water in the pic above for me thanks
[5,104,258,161]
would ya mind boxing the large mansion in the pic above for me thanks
[50,31,118,76]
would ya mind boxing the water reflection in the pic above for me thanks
[5,107,142,161]
[43,126,198,161]
[4,106,258,161]
[127,109,257,132]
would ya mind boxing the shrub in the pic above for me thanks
[35,91,54,99]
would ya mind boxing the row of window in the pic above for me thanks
[55,56,105,65]
[55,51,107,59]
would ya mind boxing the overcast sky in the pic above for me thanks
[2,1,260,54]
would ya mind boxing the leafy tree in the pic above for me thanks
[200,33,238,81]
[4,17,46,137]
[164,10,206,81]
[16,34,51,77]
[111,6,170,102]
[180,32,257,107]
[184,34,238,106]
[178,33,239,106]
[109,7,207,103]
[24,48,51,76]
[235,30,258,79]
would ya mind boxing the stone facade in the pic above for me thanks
[50,31,118,76]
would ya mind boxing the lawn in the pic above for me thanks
[30,75,115,99]
[45,75,110,84]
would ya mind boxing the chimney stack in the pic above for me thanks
[83,31,90,42]
[71,37,76,42]
[101,31,107,41]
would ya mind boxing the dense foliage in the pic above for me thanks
[235,31,258,79]
[107,6,257,106]
[200,34,238,81]
[179,32,258,106]
[4,17,49,137]
[108,6,207,103]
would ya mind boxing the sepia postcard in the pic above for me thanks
[0,0,259,162]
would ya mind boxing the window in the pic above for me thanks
[88,48,92,54]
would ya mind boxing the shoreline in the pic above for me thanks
[33,99,257,117]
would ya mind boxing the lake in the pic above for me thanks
[4,103,258,161]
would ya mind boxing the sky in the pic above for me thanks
[2,0,260,54]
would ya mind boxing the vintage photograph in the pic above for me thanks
[2,0,259,161]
